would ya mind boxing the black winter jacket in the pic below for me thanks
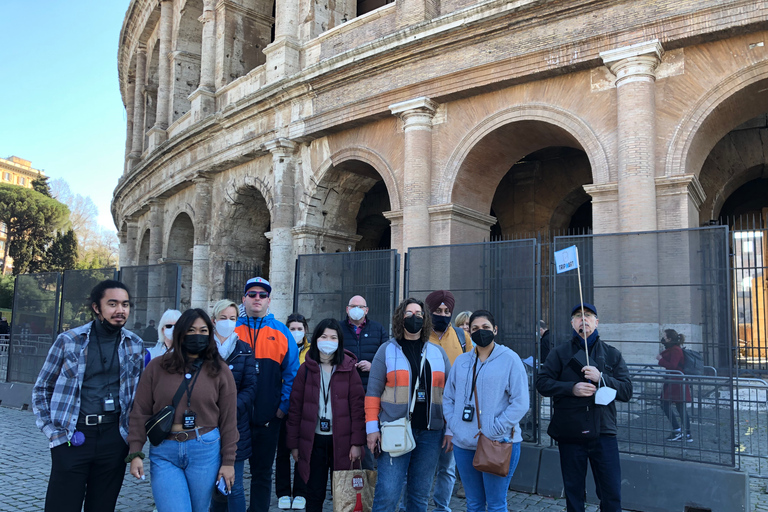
[338,317,388,390]
[536,335,632,439]
[223,338,258,460]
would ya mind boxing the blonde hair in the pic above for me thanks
[212,299,239,320]
[157,309,182,345]
[455,310,472,329]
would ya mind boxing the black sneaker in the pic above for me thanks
[666,431,683,441]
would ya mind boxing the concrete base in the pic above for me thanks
[0,382,33,410]
[509,443,541,493]
[536,446,750,512]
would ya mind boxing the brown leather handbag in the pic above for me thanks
[472,384,513,477]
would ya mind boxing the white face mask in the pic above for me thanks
[163,327,174,340]
[291,330,305,345]
[595,374,617,405]
[348,307,366,321]
[215,319,236,339]
[317,340,338,355]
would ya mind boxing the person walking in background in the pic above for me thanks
[286,318,366,512]
[443,310,529,512]
[142,319,159,344]
[234,277,299,512]
[276,313,311,510]
[539,320,551,364]
[366,298,451,512]
[536,303,632,512]
[209,300,258,512]
[339,294,387,470]
[128,308,238,512]
[657,329,692,442]
[32,280,144,512]
[144,309,181,366]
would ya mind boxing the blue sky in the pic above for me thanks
[0,2,130,231]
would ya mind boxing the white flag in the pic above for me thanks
[554,245,579,274]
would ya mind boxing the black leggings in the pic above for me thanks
[661,401,690,432]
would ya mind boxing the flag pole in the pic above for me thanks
[575,249,590,368]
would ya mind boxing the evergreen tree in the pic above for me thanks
[43,229,78,272]
[31,176,52,197]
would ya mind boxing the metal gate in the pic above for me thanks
[293,250,399,332]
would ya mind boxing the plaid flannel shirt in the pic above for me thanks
[32,321,144,448]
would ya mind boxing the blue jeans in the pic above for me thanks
[558,436,621,512]
[150,428,222,512]
[372,429,443,512]
[453,443,521,512]
[432,444,456,512]
[210,459,245,512]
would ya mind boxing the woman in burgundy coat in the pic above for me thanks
[286,318,366,512]
[656,329,692,442]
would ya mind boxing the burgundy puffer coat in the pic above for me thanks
[286,350,366,484]
[658,345,692,403]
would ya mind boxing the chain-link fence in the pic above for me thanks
[293,250,399,332]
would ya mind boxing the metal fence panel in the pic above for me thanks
[59,268,119,333]
[118,264,181,335]
[405,239,539,441]
[8,273,61,384]
[293,250,399,332]
[224,262,262,304]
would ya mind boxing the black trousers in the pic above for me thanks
[249,419,282,512]
[305,434,334,512]
[661,400,691,432]
[45,421,129,512]
[275,416,306,499]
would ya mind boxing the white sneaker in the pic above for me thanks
[278,496,292,509]
[292,496,307,510]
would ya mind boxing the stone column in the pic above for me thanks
[148,198,166,265]
[125,218,140,267]
[396,0,439,28]
[264,0,301,84]
[191,174,213,309]
[266,138,298,320]
[215,1,273,89]
[601,40,663,233]
[128,46,147,170]
[389,98,437,252]
[147,0,173,150]
[123,78,135,175]
[189,0,216,122]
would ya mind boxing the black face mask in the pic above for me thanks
[99,317,122,336]
[403,315,424,335]
[183,334,210,355]
[431,313,451,332]
[471,329,495,348]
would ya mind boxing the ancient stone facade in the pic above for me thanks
[114,0,768,321]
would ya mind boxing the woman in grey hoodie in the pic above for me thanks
[443,310,529,512]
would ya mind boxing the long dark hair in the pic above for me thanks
[664,329,685,346]
[307,318,345,366]
[286,312,309,343]
[391,297,432,343]
[161,308,222,376]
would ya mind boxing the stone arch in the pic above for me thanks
[665,61,768,179]
[439,103,610,207]
[302,147,398,251]
[170,0,203,123]
[166,212,195,310]
[138,228,151,265]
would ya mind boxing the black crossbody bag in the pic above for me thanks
[145,361,202,446]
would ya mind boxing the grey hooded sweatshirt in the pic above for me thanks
[443,344,529,449]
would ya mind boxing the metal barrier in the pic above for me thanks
[734,377,768,477]
[59,268,119,332]
[0,335,8,382]
[293,250,399,332]
[224,262,262,303]
[119,263,181,331]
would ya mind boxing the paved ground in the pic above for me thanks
[0,407,597,512]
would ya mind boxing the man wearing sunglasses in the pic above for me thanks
[234,277,299,512]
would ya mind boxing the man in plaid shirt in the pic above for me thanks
[32,280,144,512]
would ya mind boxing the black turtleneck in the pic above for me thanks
[80,320,122,417]
[399,338,431,430]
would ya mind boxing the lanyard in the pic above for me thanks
[186,360,204,408]
[467,347,494,402]
[93,331,120,377]
[320,368,331,409]
[248,316,264,350]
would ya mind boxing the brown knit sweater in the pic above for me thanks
[127,357,239,465]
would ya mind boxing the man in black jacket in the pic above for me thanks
[536,303,632,512]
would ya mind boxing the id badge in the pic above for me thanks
[102,394,116,413]
[319,418,331,432]
[462,404,475,422]
[416,389,427,403]
[183,410,197,430]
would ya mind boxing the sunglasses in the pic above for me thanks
[164,324,174,329]
[245,291,270,299]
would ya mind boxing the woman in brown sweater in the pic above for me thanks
[127,308,238,512]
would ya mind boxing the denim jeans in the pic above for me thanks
[431,444,457,512]
[453,443,521,512]
[210,459,245,512]
[149,428,221,512]
[372,429,442,512]
[558,436,622,512]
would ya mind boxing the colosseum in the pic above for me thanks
[113,0,768,319]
